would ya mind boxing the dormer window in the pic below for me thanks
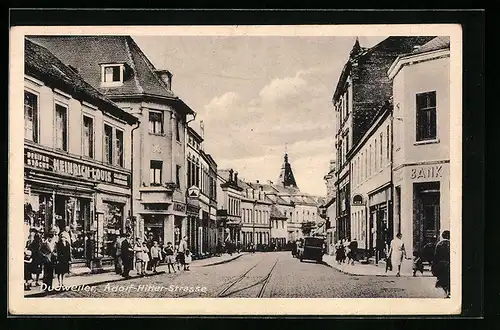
[101,64,124,87]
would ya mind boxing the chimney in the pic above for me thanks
[256,180,259,184]
[229,169,234,182]
[234,172,238,182]
[155,70,173,91]
[267,180,273,184]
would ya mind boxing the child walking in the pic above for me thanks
[184,249,192,271]
[412,251,424,276]
[24,249,33,291]
[150,241,162,273]
[163,242,176,274]
[141,241,150,276]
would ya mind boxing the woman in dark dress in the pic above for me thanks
[432,230,450,298]
[55,234,71,287]
[27,232,42,286]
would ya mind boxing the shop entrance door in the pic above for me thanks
[413,182,441,257]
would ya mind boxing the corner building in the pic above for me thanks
[388,37,450,256]
[30,36,196,246]
[23,39,137,266]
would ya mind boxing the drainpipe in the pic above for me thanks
[130,120,140,240]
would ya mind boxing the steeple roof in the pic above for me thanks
[277,153,299,189]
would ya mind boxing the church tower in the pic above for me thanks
[277,152,299,189]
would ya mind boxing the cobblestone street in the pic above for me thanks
[49,252,446,298]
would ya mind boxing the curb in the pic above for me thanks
[324,259,433,278]
[24,271,167,298]
[198,253,246,267]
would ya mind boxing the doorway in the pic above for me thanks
[413,182,441,255]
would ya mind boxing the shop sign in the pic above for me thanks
[173,202,186,213]
[410,165,443,180]
[25,147,131,188]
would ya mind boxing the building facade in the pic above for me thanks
[216,169,243,244]
[23,39,137,266]
[332,36,435,243]
[323,160,337,253]
[30,36,196,247]
[388,37,450,257]
[348,105,393,261]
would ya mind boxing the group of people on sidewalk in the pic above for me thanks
[24,227,72,291]
[331,231,451,298]
[113,234,192,278]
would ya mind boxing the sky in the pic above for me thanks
[133,35,386,196]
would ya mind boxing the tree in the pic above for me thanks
[301,221,316,236]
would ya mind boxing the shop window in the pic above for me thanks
[104,124,113,164]
[102,202,124,257]
[24,90,38,142]
[150,160,162,186]
[82,115,94,158]
[115,129,124,167]
[55,103,68,151]
[416,91,437,141]
[149,111,163,134]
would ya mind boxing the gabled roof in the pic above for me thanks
[333,36,436,102]
[412,36,450,55]
[270,205,288,219]
[27,35,194,114]
[24,38,138,125]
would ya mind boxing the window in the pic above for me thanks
[374,139,377,172]
[175,118,181,142]
[104,124,113,164]
[115,129,124,167]
[101,64,123,85]
[380,132,384,167]
[176,165,181,188]
[55,103,68,151]
[82,116,94,158]
[386,125,390,160]
[345,133,349,152]
[24,91,38,142]
[368,144,371,177]
[150,160,162,186]
[149,111,163,134]
[416,91,437,141]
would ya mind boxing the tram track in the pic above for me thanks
[217,257,279,298]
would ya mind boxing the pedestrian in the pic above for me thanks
[177,235,188,271]
[335,241,346,265]
[113,235,123,275]
[141,241,150,276]
[184,249,192,271]
[163,242,176,274]
[150,241,162,273]
[388,232,406,277]
[432,230,450,298]
[27,230,42,287]
[347,240,358,265]
[120,234,134,278]
[412,251,424,276]
[85,233,95,269]
[55,233,71,287]
[24,249,33,291]
[134,238,145,276]
[40,232,57,291]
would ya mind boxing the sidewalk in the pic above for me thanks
[323,254,433,277]
[24,252,246,297]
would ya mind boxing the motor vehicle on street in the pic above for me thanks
[298,236,324,263]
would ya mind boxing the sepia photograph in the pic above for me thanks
[9,23,463,315]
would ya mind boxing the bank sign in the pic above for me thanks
[25,147,130,188]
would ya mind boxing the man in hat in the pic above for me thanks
[120,234,134,278]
